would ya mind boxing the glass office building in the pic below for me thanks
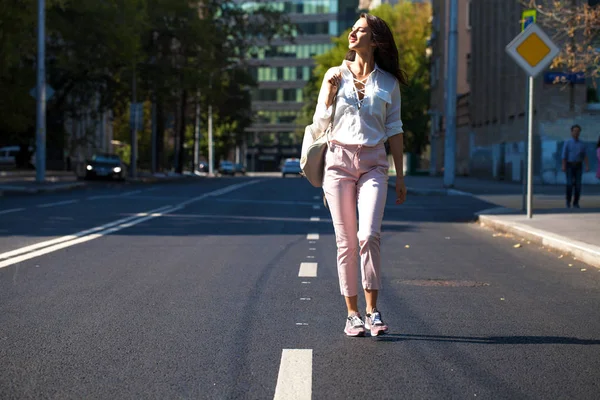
[242,0,358,171]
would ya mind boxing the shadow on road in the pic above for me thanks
[374,334,600,345]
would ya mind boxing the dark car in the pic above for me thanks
[218,161,235,176]
[233,163,246,175]
[85,153,125,181]
[281,158,302,178]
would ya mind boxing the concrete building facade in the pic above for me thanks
[428,0,472,176]
[469,0,599,185]
[244,0,357,171]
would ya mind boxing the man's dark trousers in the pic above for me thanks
[566,162,583,206]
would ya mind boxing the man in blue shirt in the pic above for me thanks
[561,124,590,208]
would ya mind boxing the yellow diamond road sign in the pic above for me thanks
[506,23,559,77]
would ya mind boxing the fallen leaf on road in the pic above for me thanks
[405,245,410,248]
[581,269,587,272]
[527,241,531,244]
[500,298,505,301]
[568,264,573,267]
[493,234,500,237]
[513,244,522,248]
[445,237,451,240]
[558,255,564,259]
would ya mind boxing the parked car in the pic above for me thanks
[218,161,235,176]
[281,158,302,178]
[85,153,125,180]
[197,162,209,173]
[233,163,246,175]
[0,145,35,169]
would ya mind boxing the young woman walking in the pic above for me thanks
[312,14,407,337]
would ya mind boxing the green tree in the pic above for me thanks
[301,1,431,154]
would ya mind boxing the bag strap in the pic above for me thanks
[326,85,340,145]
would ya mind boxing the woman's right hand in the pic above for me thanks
[324,68,342,98]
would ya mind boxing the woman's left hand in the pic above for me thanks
[395,176,406,205]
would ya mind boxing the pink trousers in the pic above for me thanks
[323,141,389,297]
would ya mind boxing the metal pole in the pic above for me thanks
[522,79,528,211]
[130,68,137,179]
[527,75,534,218]
[35,0,46,183]
[194,89,200,172]
[151,98,157,174]
[208,104,214,175]
[429,112,437,176]
[443,0,458,187]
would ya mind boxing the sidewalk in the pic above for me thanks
[390,175,600,269]
[0,170,199,197]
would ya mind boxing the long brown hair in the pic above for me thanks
[345,13,408,86]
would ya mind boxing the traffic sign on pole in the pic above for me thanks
[521,9,537,32]
[506,23,559,219]
[506,23,559,78]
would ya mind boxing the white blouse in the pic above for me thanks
[312,60,404,146]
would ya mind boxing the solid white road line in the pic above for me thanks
[0,208,25,215]
[298,262,317,277]
[310,217,320,222]
[273,349,312,400]
[0,181,259,268]
[0,206,176,269]
[0,205,173,261]
[306,233,319,240]
[37,199,79,208]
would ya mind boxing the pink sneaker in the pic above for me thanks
[344,313,366,337]
[365,309,389,336]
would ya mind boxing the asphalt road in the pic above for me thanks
[1,177,599,399]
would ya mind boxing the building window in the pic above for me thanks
[467,0,472,30]
[466,53,471,84]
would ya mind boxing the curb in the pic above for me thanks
[476,212,600,269]
[0,182,86,197]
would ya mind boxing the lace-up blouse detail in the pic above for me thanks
[312,60,403,146]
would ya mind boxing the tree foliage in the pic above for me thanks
[0,0,291,171]
[300,1,431,154]
[521,0,600,81]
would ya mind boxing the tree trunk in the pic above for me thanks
[176,89,187,174]
[156,99,165,172]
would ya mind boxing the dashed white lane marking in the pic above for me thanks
[294,323,309,326]
[274,349,312,400]
[37,199,79,208]
[306,233,319,240]
[309,248,316,251]
[310,217,320,222]
[312,205,320,210]
[299,262,317,277]
[0,208,25,215]
[306,256,315,259]
[300,298,311,301]
[301,281,311,284]
[309,241,316,244]
[313,195,320,200]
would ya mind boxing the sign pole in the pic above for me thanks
[527,75,534,219]
[505,22,558,219]
[35,0,46,183]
